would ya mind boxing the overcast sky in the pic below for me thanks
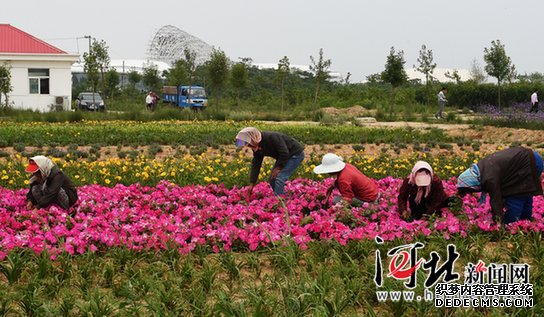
[2,0,542,82]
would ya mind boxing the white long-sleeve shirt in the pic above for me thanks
[146,94,153,104]
[437,91,447,103]
[531,92,538,105]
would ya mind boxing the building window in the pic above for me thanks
[28,68,50,94]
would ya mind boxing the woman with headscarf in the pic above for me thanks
[236,127,304,197]
[25,156,78,211]
[457,147,543,224]
[397,161,451,221]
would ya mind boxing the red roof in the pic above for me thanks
[0,24,66,54]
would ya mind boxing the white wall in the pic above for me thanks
[2,57,77,112]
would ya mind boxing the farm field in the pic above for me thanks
[0,120,542,316]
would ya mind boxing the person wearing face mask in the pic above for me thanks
[397,161,453,221]
[236,127,304,198]
[25,156,78,211]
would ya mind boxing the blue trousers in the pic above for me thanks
[504,196,533,224]
[503,150,543,224]
[269,152,304,196]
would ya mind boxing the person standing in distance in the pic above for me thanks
[435,87,448,119]
[530,89,539,113]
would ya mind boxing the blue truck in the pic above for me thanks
[162,85,208,109]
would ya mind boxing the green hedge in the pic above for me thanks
[0,121,455,147]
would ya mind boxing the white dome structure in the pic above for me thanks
[147,25,214,66]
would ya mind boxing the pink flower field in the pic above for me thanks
[1,178,543,260]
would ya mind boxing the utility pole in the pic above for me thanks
[83,35,95,103]
[84,35,92,54]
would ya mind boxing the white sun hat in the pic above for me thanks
[313,153,347,174]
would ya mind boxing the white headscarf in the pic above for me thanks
[29,156,55,186]
[236,127,262,146]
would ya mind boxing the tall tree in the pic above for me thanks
[415,44,436,85]
[309,48,331,110]
[103,69,120,99]
[483,40,516,109]
[142,64,161,92]
[183,48,198,104]
[166,59,188,87]
[205,48,229,107]
[469,59,487,84]
[83,39,110,96]
[83,49,100,95]
[0,63,12,108]
[381,47,408,116]
[126,70,142,96]
[276,56,290,112]
[230,61,248,106]
[415,44,437,105]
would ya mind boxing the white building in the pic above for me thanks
[405,67,472,83]
[0,24,79,111]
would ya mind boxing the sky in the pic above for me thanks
[2,0,543,82]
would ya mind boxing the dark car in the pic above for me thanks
[76,92,106,111]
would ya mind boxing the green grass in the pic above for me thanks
[0,234,540,316]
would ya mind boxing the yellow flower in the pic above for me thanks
[105,179,111,184]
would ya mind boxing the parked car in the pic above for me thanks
[75,92,106,111]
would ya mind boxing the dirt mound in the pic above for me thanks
[320,105,376,117]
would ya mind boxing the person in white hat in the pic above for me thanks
[397,161,451,221]
[314,153,378,207]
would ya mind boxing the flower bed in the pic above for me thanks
[2,178,542,260]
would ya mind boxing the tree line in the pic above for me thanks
[23,37,538,113]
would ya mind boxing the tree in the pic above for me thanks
[103,69,120,99]
[83,49,100,95]
[365,73,383,84]
[310,48,331,110]
[128,70,141,88]
[142,64,162,92]
[444,69,462,83]
[83,38,110,96]
[230,61,248,106]
[276,56,290,112]
[415,44,436,86]
[381,47,408,116]
[124,70,142,96]
[183,48,198,104]
[483,40,516,109]
[415,44,437,105]
[205,48,229,107]
[517,72,544,84]
[344,72,352,85]
[0,63,12,108]
[166,59,188,87]
[469,59,487,84]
